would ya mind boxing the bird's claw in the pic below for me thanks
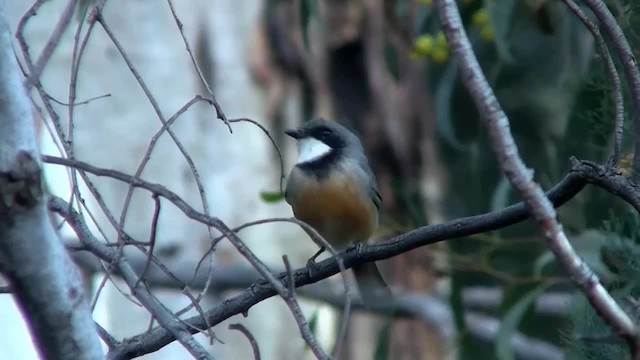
[306,258,320,277]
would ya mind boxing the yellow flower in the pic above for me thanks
[414,35,435,55]
[431,47,449,63]
[472,9,489,27]
[616,153,633,176]
[435,32,448,47]
[409,50,424,60]
[480,25,494,41]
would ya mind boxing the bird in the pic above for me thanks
[284,117,390,303]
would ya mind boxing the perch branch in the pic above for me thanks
[42,154,585,358]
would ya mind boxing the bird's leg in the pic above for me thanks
[306,246,326,277]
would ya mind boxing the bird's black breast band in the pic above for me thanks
[297,148,342,179]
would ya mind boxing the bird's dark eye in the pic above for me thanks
[313,126,332,139]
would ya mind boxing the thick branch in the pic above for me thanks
[433,0,639,355]
[0,2,103,359]
[571,157,640,212]
[69,248,563,360]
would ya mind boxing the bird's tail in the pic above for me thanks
[352,262,392,306]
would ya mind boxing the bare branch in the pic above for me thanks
[281,255,330,359]
[71,247,563,360]
[47,93,112,107]
[0,2,103,358]
[95,322,119,350]
[562,0,624,165]
[94,12,215,252]
[208,213,331,359]
[228,323,261,360]
[44,154,586,357]
[48,198,214,359]
[433,0,639,355]
[135,193,161,288]
[165,0,231,131]
[571,157,640,213]
[580,0,640,181]
[228,118,287,194]
[23,0,78,90]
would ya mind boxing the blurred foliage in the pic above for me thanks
[413,0,640,358]
[264,0,640,358]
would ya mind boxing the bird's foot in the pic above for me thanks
[306,258,320,277]
[306,247,326,277]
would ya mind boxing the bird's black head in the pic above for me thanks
[284,118,350,150]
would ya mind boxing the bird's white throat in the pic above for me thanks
[296,138,333,164]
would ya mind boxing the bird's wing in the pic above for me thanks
[371,186,382,211]
[361,163,382,210]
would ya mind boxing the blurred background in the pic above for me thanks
[2,0,640,359]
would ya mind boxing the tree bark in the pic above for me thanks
[0,2,104,359]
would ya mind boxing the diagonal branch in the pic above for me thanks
[433,0,639,356]
[48,197,214,360]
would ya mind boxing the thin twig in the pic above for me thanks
[49,197,214,360]
[135,194,161,288]
[90,271,113,311]
[165,0,231,131]
[228,118,287,194]
[48,93,112,107]
[192,215,355,356]
[561,0,624,165]
[282,255,331,360]
[94,12,220,331]
[228,323,261,360]
[95,13,215,253]
[211,219,331,359]
[433,0,639,356]
[581,0,640,181]
[95,322,119,349]
[23,0,78,90]
[125,94,215,322]
[15,0,45,73]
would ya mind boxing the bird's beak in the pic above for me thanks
[284,128,303,139]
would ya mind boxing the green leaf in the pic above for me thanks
[533,250,555,277]
[434,61,466,151]
[308,310,318,336]
[302,310,319,352]
[259,190,285,203]
[300,0,315,50]
[374,319,392,360]
[495,282,551,360]
[490,175,511,212]
[485,0,516,63]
